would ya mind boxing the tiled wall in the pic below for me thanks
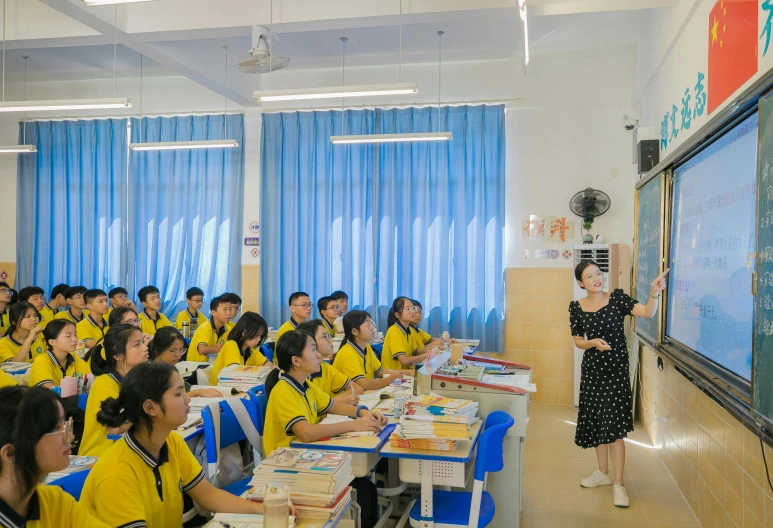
[640,345,773,528]
[0,262,16,286]
[504,267,575,405]
[241,265,260,314]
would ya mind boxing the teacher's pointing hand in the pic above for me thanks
[650,268,670,297]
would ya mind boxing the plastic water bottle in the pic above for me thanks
[263,484,290,528]
[441,331,450,350]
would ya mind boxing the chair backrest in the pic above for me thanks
[473,411,514,482]
[260,343,275,363]
[201,398,261,465]
[77,393,88,412]
[247,387,268,435]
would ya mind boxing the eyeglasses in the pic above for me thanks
[44,417,74,444]
[292,303,313,309]
[0,289,10,295]
[124,318,141,325]
[321,333,333,341]
[363,319,376,328]
[402,306,417,313]
[71,295,84,301]
[167,347,187,356]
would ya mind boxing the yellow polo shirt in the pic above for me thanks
[309,361,350,398]
[263,373,333,455]
[81,431,204,528]
[29,351,91,387]
[76,315,109,348]
[39,306,55,328]
[381,322,414,371]
[275,318,303,342]
[409,325,432,350]
[0,308,9,333]
[54,309,87,324]
[0,369,17,387]
[138,310,173,336]
[321,318,337,339]
[333,342,383,382]
[0,485,109,528]
[188,319,231,362]
[80,372,122,457]
[209,340,268,385]
[0,334,47,363]
[175,309,207,331]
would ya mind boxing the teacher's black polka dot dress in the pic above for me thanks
[569,289,636,448]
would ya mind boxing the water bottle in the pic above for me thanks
[190,318,199,333]
[394,397,405,417]
[181,321,190,339]
[263,484,290,528]
[441,331,450,350]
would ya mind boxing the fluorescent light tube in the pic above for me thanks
[0,98,131,113]
[330,132,452,144]
[254,83,418,102]
[519,0,529,66]
[129,139,239,151]
[0,145,37,153]
[83,0,156,5]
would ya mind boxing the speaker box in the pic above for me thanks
[638,140,659,175]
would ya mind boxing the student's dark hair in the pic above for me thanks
[331,290,349,301]
[186,287,204,300]
[64,286,87,299]
[97,361,177,435]
[108,306,138,327]
[288,292,309,306]
[137,285,160,303]
[230,293,242,306]
[148,326,185,361]
[18,286,45,302]
[387,297,411,328]
[0,281,9,290]
[8,289,17,306]
[228,312,268,352]
[574,260,601,289]
[4,302,39,338]
[412,299,423,310]
[220,292,239,305]
[265,331,313,398]
[0,386,62,497]
[51,283,70,300]
[90,323,143,376]
[340,310,372,349]
[296,319,324,339]
[84,289,108,305]
[317,296,337,314]
[210,296,228,312]
[108,287,128,299]
[43,319,76,352]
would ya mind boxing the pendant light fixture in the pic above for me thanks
[129,45,239,151]
[331,25,452,145]
[0,56,37,153]
[519,0,530,69]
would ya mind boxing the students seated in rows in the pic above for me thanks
[18,287,49,329]
[80,323,149,457]
[108,306,140,327]
[148,327,223,398]
[381,297,428,371]
[47,283,69,315]
[297,320,362,405]
[53,286,88,324]
[137,285,172,336]
[222,292,242,323]
[0,303,47,363]
[210,312,274,384]
[0,386,109,527]
[333,310,399,390]
[175,287,207,331]
[187,296,233,362]
[275,292,312,341]
[29,320,90,388]
[263,330,386,455]
[331,290,348,333]
[76,289,110,351]
[108,286,137,315]
[317,296,339,338]
[0,282,12,332]
[81,362,267,527]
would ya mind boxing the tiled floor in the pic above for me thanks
[523,404,701,527]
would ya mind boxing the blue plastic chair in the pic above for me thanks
[52,469,91,501]
[247,386,268,436]
[77,393,88,412]
[371,342,383,360]
[201,398,263,497]
[409,411,514,528]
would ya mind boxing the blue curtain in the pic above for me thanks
[128,114,245,316]
[16,119,128,293]
[261,105,505,352]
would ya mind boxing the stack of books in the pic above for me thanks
[44,456,98,483]
[390,393,479,451]
[245,448,353,520]
[217,365,270,390]
[210,513,296,527]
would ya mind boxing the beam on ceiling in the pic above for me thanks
[528,0,678,16]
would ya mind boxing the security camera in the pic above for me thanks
[623,113,639,131]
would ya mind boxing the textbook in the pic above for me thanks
[259,447,351,474]
[210,513,296,528]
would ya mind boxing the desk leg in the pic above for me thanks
[420,460,434,528]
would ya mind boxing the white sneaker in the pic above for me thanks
[613,482,630,507]
[580,469,613,488]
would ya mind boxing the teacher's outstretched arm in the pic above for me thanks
[632,268,669,319]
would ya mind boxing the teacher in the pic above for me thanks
[568,260,668,508]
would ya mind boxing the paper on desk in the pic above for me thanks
[482,374,537,392]
[319,415,375,438]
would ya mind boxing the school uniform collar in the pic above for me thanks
[186,309,199,320]
[108,371,124,385]
[47,350,75,375]
[210,317,226,338]
[350,341,367,358]
[279,372,309,395]
[87,314,106,328]
[68,309,84,323]
[288,317,303,329]
[125,430,169,469]
[395,321,409,337]
[310,363,324,380]
[321,318,335,334]
[6,334,22,347]
[45,303,53,312]
[0,488,40,527]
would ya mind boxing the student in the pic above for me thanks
[47,283,70,314]
[209,312,274,384]
[331,290,349,333]
[54,286,88,324]
[76,289,110,351]
[0,303,47,363]
[0,386,109,527]
[175,287,207,331]
[381,297,428,371]
[81,362,269,526]
[275,292,312,341]
[187,296,232,362]
[222,292,242,323]
[137,285,173,336]
[80,324,149,457]
[317,296,340,338]
[18,286,50,328]
[146,327,223,398]
[29,320,90,388]
[108,306,140,328]
[108,287,137,315]
[0,282,11,332]
[333,310,400,390]
[297,320,362,405]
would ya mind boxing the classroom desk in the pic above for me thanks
[379,421,483,528]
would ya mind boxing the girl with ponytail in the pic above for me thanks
[79,323,149,457]
[81,362,269,526]
[381,297,428,371]
[333,310,400,391]
[0,302,46,363]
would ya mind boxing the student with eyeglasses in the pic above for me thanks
[54,286,88,325]
[0,385,109,527]
[108,306,140,328]
[0,282,11,331]
[316,296,340,338]
[175,287,207,331]
[209,312,274,385]
[380,297,428,372]
[275,292,313,342]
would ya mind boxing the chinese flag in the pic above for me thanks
[707,0,757,115]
